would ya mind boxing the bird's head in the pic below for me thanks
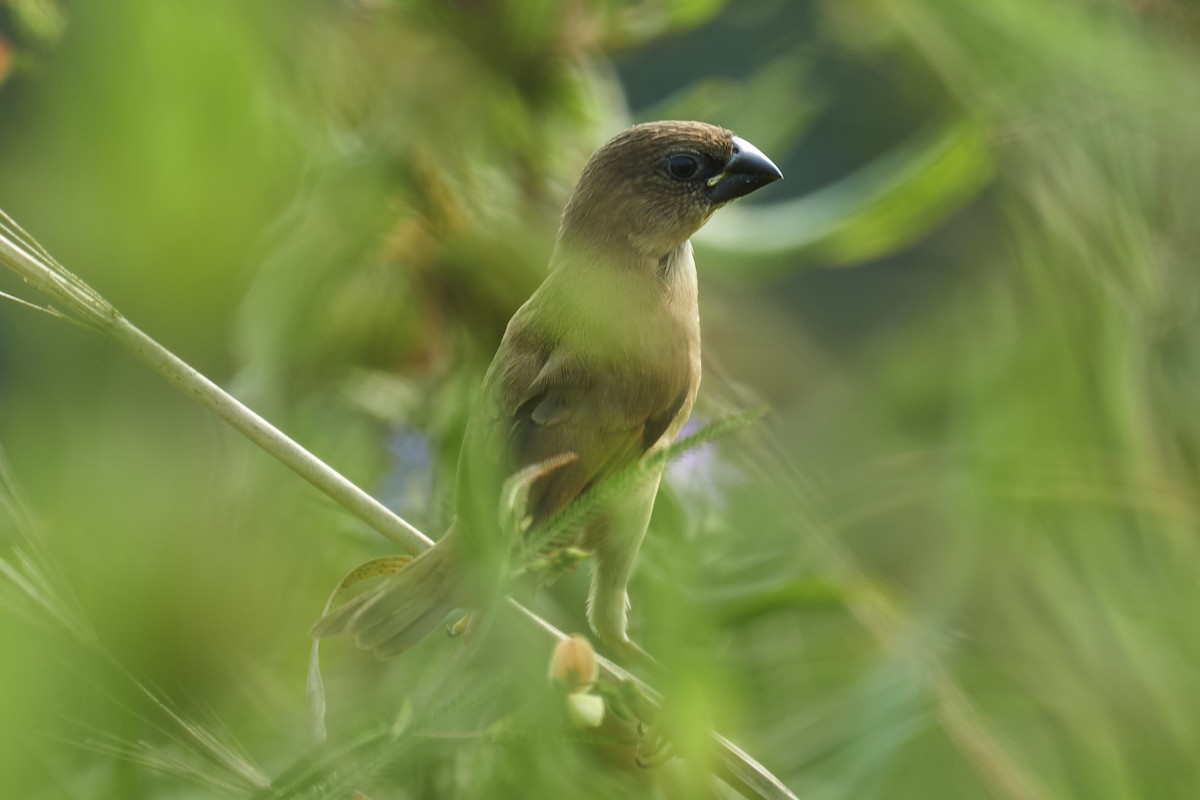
[557,120,782,265]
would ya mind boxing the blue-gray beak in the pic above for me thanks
[707,135,783,204]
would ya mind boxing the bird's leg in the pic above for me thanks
[584,476,660,672]
[589,584,663,677]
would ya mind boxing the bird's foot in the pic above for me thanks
[620,637,661,674]
[594,632,661,676]
[635,721,675,769]
[597,679,676,768]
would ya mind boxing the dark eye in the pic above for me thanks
[666,153,700,180]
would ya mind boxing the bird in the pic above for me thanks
[311,120,782,661]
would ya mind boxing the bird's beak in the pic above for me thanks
[707,136,783,204]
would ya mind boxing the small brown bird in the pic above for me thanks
[312,121,781,659]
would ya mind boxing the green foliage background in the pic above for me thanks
[3,0,1200,797]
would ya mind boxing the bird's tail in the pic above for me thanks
[310,532,464,659]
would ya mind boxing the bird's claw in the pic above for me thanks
[635,721,675,769]
[594,678,675,766]
[618,637,661,674]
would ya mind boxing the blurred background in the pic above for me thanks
[3,0,1200,797]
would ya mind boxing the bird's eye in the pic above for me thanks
[666,153,700,180]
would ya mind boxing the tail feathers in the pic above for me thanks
[356,595,458,658]
[310,539,461,659]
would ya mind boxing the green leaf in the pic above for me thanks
[698,115,994,271]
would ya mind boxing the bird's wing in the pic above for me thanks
[459,315,687,532]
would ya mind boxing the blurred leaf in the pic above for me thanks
[664,0,727,27]
[4,0,66,44]
[650,52,819,153]
[698,115,993,270]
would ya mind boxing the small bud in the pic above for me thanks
[565,691,605,728]
[549,634,598,690]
